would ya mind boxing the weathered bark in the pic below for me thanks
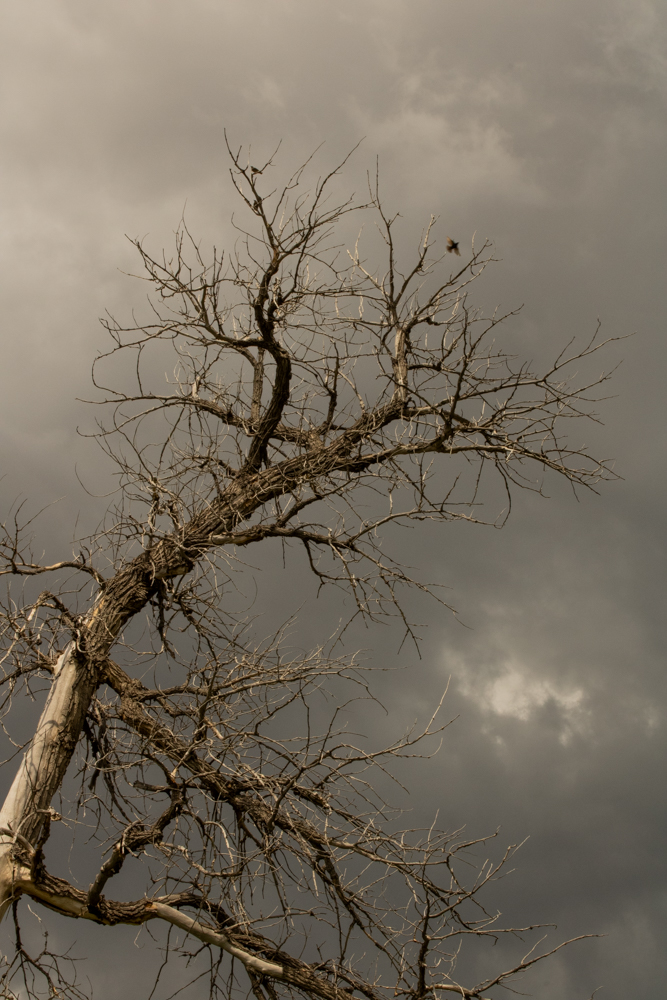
[7,860,361,999]
[0,643,96,919]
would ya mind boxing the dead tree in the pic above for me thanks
[0,142,613,999]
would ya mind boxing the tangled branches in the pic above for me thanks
[0,141,611,999]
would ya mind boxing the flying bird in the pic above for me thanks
[446,238,461,256]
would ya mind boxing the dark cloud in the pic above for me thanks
[1,1,665,996]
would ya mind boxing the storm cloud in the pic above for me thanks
[1,2,665,997]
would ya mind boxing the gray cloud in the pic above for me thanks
[1,1,665,996]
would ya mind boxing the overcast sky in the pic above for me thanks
[1,2,666,998]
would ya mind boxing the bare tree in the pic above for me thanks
[0,142,614,1000]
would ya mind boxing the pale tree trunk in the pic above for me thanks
[0,643,96,920]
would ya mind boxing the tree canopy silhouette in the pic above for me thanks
[0,142,614,1000]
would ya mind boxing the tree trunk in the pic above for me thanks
[0,643,97,919]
